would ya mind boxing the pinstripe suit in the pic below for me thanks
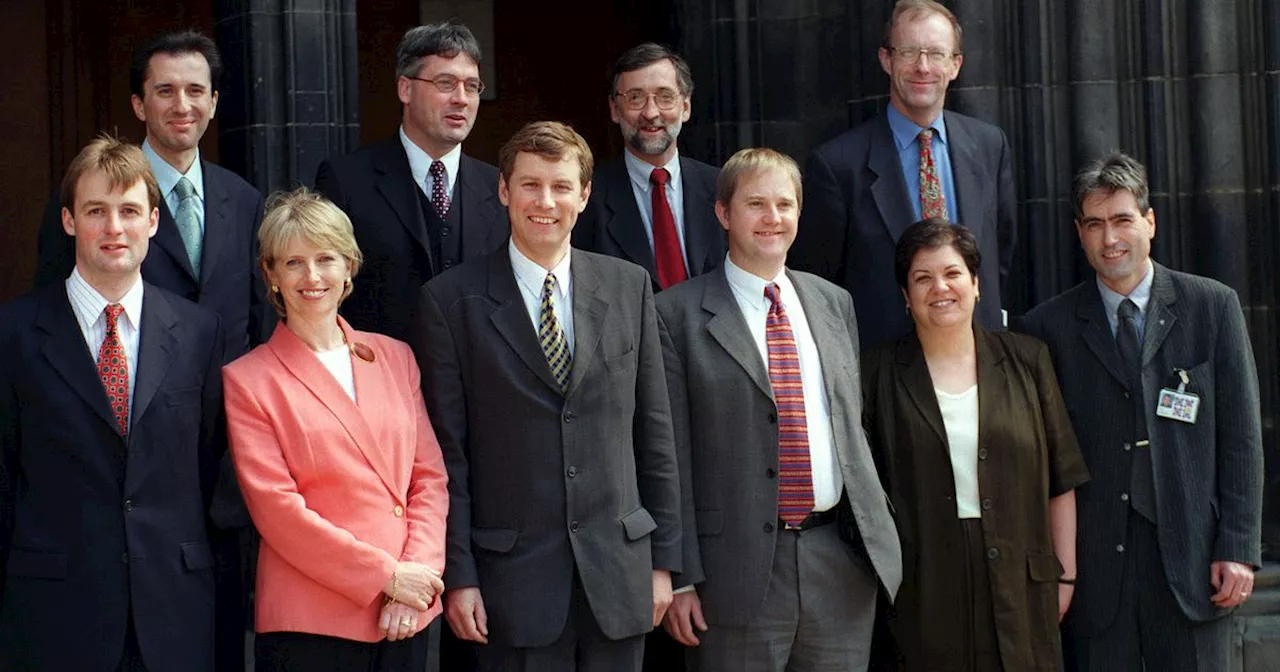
[1020,262,1263,671]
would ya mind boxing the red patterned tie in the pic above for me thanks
[764,283,814,528]
[918,129,948,220]
[98,304,130,436]
[649,168,688,289]
[429,160,451,219]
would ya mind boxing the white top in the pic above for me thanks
[623,149,689,274]
[65,268,144,429]
[722,255,842,511]
[508,239,575,355]
[400,125,461,200]
[314,345,356,401]
[143,138,205,234]
[935,384,981,519]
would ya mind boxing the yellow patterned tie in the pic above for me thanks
[539,273,572,392]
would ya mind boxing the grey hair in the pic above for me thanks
[1072,152,1151,220]
[395,21,482,79]
[608,43,695,97]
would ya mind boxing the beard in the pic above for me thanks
[623,119,682,157]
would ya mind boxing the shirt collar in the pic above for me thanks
[142,139,204,202]
[508,238,572,297]
[723,254,794,309]
[400,126,462,192]
[68,266,145,328]
[623,149,682,196]
[1096,258,1155,318]
[886,104,949,153]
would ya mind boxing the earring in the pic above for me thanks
[270,284,279,293]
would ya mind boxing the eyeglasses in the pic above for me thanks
[614,89,682,111]
[887,46,959,66]
[406,75,486,96]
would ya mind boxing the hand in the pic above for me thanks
[383,562,445,611]
[445,587,489,644]
[1058,583,1075,623]
[652,570,673,627]
[662,590,708,646]
[379,601,421,642]
[1210,560,1254,608]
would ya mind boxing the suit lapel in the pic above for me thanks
[151,197,198,282]
[36,285,118,432]
[266,320,401,500]
[458,154,506,257]
[789,272,848,406]
[1142,263,1178,367]
[702,268,773,399]
[944,112,989,235]
[602,162,659,277]
[130,286,177,434]
[373,140,433,270]
[868,116,915,244]
[679,157,717,275]
[486,251,564,394]
[197,163,229,286]
[565,251,609,399]
[1076,282,1133,390]
[894,331,948,445]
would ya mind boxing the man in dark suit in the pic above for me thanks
[414,121,681,671]
[793,0,1015,348]
[35,30,268,362]
[316,21,508,342]
[573,43,724,292]
[1021,153,1263,671]
[1,136,225,672]
[656,148,901,671]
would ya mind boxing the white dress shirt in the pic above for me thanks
[65,268,144,429]
[315,346,357,401]
[623,150,689,273]
[401,126,461,200]
[935,384,981,519]
[143,139,205,235]
[723,255,842,511]
[1097,258,1155,340]
[509,240,575,355]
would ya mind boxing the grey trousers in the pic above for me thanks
[691,522,879,672]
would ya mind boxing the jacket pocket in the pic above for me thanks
[695,509,723,536]
[165,387,202,407]
[7,549,69,579]
[181,541,216,571]
[1027,552,1062,582]
[471,528,518,553]
[619,507,658,541]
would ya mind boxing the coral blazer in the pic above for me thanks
[223,318,447,642]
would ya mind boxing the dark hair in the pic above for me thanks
[894,218,981,289]
[396,22,483,79]
[130,31,222,98]
[608,42,694,97]
[498,121,594,188]
[1072,152,1151,220]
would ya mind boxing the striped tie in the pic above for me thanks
[539,273,572,393]
[764,283,814,528]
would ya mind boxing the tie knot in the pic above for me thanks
[542,272,559,297]
[650,167,670,187]
[429,160,446,178]
[104,304,124,329]
[174,176,195,201]
[917,128,934,146]
[764,283,783,308]
[1118,298,1139,320]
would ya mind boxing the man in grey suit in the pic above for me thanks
[656,147,901,671]
[1021,153,1262,671]
[793,0,1016,348]
[414,121,681,672]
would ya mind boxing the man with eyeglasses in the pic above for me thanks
[573,43,725,293]
[315,21,508,344]
[793,0,1016,349]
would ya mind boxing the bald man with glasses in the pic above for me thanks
[573,42,725,293]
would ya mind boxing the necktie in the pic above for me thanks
[918,129,948,220]
[649,168,688,289]
[764,283,814,528]
[538,273,572,393]
[173,177,202,277]
[1117,299,1156,522]
[98,304,130,436]
[429,160,451,219]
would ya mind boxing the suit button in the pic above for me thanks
[124,499,134,512]
[393,505,404,517]
[766,468,777,479]
[1120,493,1130,502]
[986,548,1000,560]
[1116,544,1126,553]
[444,259,453,269]
[570,521,580,533]
[763,522,775,533]
[767,413,777,424]
[977,449,988,460]
[120,553,129,564]
[1124,392,1131,400]
[980,497,992,511]
[1123,442,1132,452]
[563,411,575,423]
[441,227,451,237]
[567,466,578,478]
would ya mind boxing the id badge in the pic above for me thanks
[1156,368,1200,424]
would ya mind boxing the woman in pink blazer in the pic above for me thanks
[223,188,448,671]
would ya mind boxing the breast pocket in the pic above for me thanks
[165,387,202,408]
[603,342,637,375]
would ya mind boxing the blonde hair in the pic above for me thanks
[61,134,160,213]
[715,147,804,211]
[258,187,364,319]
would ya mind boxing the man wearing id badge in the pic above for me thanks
[1020,153,1263,672]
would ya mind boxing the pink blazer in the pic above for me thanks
[223,318,448,642]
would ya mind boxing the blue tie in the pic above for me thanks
[173,177,202,277]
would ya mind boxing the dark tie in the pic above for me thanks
[1117,299,1156,522]
[764,283,814,528]
[98,304,130,436]
[918,129,947,220]
[648,168,688,289]
[173,177,202,277]
[538,273,572,393]
[429,160,450,219]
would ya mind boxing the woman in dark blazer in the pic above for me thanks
[862,220,1090,671]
